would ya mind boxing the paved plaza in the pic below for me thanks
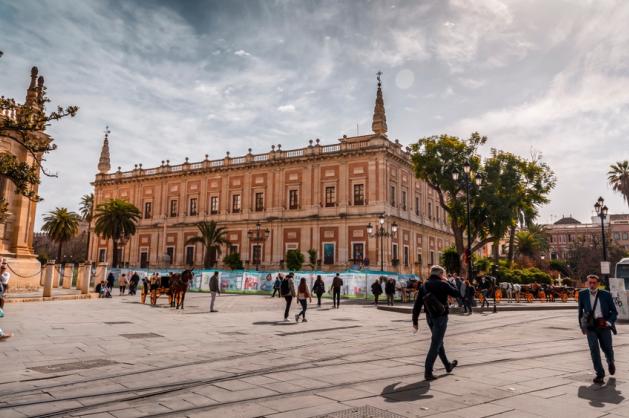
[0,294,627,418]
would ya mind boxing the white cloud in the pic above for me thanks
[277,104,296,113]
[234,49,251,57]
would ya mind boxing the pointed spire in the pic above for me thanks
[98,126,112,174]
[24,66,39,106]
[371,71,388,135]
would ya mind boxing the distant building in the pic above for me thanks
[89,77,454,275]
[610,214,629,251]
[33,221,89,264]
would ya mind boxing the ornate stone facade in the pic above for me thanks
[90,80,453,275]
[0,67,49,288]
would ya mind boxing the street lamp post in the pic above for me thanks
[247,222,270,271]
[452,162,482,282]
[594,197,609,287]
[367,214,398,272]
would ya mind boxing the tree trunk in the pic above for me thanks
[85,229,91,263]
[204,247,211,269]
[57,241,63,264]
[112,240,119,268]
[507,224,516,267]
[492,239,500,266]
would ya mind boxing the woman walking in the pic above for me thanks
[312,275,325,307]
[463,279,475,315]
[149,273,160,305]
[295,278,312,322]
[385,278,396,306]
[118,273,128,296]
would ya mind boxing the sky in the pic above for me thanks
[1,0,628,229]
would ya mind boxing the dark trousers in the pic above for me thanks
[284,296,293,319]
[425,315,450,374]
[386,293,394,306]
[374,294,380,305]
[316,293,322,306]
[481,290,490,308]
[297,299,308,319]
[586,327,614,377]
[463,296,473,313]
[272,288,279,297]
[333,289,341,307]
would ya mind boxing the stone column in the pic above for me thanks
[53,264,60,288]
[62,265,73,289]
[43,261,55,298]
[95,262,107,286]
[75,265,84,290]
[81,262,91,294]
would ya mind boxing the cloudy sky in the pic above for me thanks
[1,0,628,229]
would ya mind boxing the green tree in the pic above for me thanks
[515,224,548,260]
[608,160,629,207]
[93,199,140,268]
[223,252,243,270]
[186,221,228,268]
[286,249,305,271]
[440,246,461,274]
[307,248,317,270]
[41,207,81,262]
[0,68,78,222]
[79,193,94,261]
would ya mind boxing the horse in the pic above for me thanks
[170,269,193,310]
[499,282,515,303]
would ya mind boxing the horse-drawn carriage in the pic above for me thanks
[143,270,194,309]
[498,282,577,303]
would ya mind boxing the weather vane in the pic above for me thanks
[376,70,382,83]
[104,125,110,139]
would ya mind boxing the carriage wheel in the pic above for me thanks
[495,289,502,303]
[538,291,546,302]
[526,293,534,303]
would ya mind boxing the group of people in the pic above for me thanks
[370,277,398,306]
[96,271,141,298]
[412,265,618,385]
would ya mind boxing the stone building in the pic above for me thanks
[90,78,453,275]
[610,214,629,252]
[0,67,49,289]
[545,215,612,260]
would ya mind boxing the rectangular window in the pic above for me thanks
[140,250,149,269]
[210,196,219,214]
[169,199,178,217]
[403,246,409,267]
[252,244,262,263]
[428,202,433,219]
[232,194,241,213]
[415,196,420,216]
[417,252,422,267]
[144,202,152,219]
[353,184,365,205]
[623,232,629,240]
[436,206,440,222]
[189,198,198,216]
[390,185,396,207]
[323,243,335,265]
[185,246,194,266]
[289,189,299,210]
[613,232,621,240]
[392,243,398,261]
[165,246,174,265]
[401,191,407,211]
[98,248,106,263]
[229,244,239,255]
[430,250,435,266]
[255,192,264,212]
[325,186,336,207]
[352,243,364,261]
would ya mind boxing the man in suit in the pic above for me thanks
[578,274,618,384]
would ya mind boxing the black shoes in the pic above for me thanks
[424,373,437,381]
[610,363,616,376]
[446,360,458,373]
[593,376,605,384]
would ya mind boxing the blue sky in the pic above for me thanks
[1,0,628,229]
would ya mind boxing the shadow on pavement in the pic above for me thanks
[381,381,433,402]
[578,378,624,407]
[252,321,297,326]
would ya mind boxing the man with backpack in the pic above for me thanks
[412,265,462,381]
[280,273,296,321]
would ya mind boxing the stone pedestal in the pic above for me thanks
[43,262,55,298]
[75,265,84,290]
[81,263,91,294]
[52,264,60,288]
[2,257,43,290]
[62,265,73,289]
[95,263,107,287]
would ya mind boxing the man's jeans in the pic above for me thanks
[586,327,614,377]
[284,296,293,319]
[210,291,217,311]
[425,315,450,374]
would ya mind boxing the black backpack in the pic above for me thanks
[422,285,446,317]
[280,278,290,295]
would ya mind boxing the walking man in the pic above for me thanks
[331,273,343,308]
[0,262,10,310]
[281,273,296,321]
[412,265,461,381]
[578,274,617,384]
[272,274,282,298]
[209,271,220,312]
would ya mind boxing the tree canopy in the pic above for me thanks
[608,160,629,207]
[186,221,228,268]
[41,207,81,262]
[93,199,140,267]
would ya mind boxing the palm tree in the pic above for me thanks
[79,193,94,262]
[186,221,228,268]
[608,160,629,206]
[93,199,140,267]
[515,224,548,260]
[41,207,81,263]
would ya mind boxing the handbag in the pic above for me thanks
[580,292,600,331]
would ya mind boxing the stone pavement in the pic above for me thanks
[0,293,626,418]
